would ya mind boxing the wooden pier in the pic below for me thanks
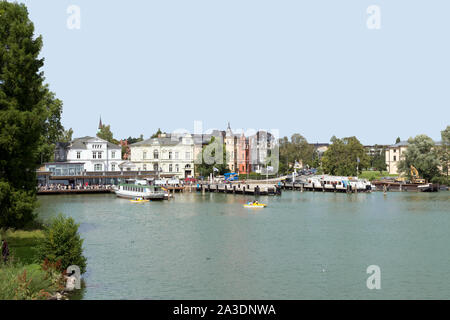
[37,188,113,195]
[197,183,282,196]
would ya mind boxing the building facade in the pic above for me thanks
[129,133,195,178]
[248,130,275,173]
[66,136,123,172]
[385,141,409,175]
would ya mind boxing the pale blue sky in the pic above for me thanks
[18,0,450,145]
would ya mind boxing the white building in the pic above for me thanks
[66,136,123,172]
[129,133,195,178]
[249,130,276,173]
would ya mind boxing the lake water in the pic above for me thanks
[36,190,450,299]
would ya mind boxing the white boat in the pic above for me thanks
[296,175,373,192]
[114,183,167,200]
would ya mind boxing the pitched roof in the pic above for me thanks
[70,136,121,149]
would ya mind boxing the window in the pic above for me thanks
[175,152,179,159]
[143,164,147,170]
[153,163,158,171]
[77,152,81,159]
[92,152,97,159]
[169,164,173,172]
[98,152,102,159]
[112,151,116,158]
[94,164,102,171]
[169,151,172,160]
[154,150,159,159]
[185,152,190,159]
[176,164,179,172]
[143,152,147,159]
[393,156,397,161]
[111,164,115,171]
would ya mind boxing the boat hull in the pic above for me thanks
[114,190,166,200]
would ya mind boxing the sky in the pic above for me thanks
[15,0,450,145]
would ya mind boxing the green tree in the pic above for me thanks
[60,128,73,143]
[321,136,370,176]
[38,214,87,274]
[278,134,315,174]
[126,135,144,144]
[97,124,119,144]
[37,88,64,163]
[151,129,163,139]
[438,126,449,183]
[195,136,229,177]
[0,2,62,228]
[395,137,401,144]
[371,152,387,173]
[397,134,441,181]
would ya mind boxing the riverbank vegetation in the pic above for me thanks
[398,126,450,184]
[0,215,86,300]
[0,229,61,299]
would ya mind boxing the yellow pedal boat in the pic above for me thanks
[130,199,149,203]
[243,203,267,208]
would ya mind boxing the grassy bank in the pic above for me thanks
[0,229,61,300]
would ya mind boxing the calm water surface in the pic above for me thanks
[36,191,450,299]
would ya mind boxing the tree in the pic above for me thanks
[321,136,370,176]
[195,136,229,177]
[371,152,387,173]
[0,2,62,228]
[38,214,87,274]
[278,134,315,174]
[97,124,119,144]
[37,88,64,163]
[126,135,144,144]
[395,137,401,144]
[151,128,163,139]
[438,126,449,183]
[397,135,441,181]
[60,128,73,143]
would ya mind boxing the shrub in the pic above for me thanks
[38,214,87,274]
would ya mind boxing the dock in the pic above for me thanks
[37,188,113,195]
[197,183,282,195]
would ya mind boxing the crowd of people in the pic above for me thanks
[38,183,115,192]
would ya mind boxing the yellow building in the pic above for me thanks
[385,141,409,175]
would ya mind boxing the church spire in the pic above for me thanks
[98,116,103,130]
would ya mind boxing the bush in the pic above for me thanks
[38,214,87,274]
[0,181,37,229]
[0,262,55,300]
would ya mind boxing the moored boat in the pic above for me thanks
[114,183,167,200]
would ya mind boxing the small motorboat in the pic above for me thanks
[243,202,267,208]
